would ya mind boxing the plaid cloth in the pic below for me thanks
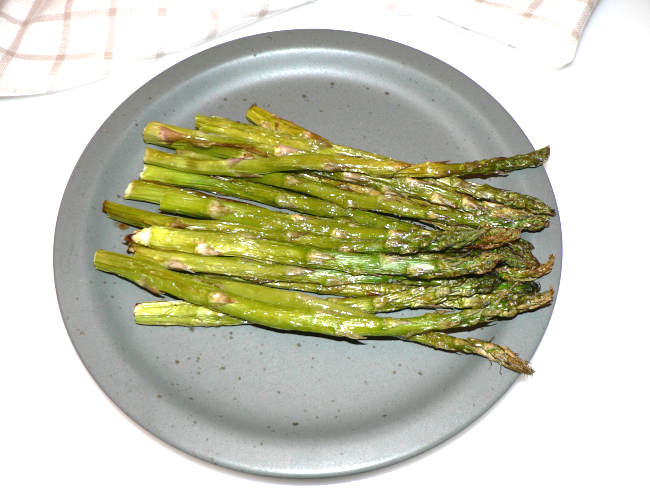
[381,0,599,67]
[429,0,599,67]
[0,0,313,96]
[0,0,598,96]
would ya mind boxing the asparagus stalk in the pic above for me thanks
[244,106,548,194]
[141,163,365,218]
[143,122,276,156]
[131,245,407,285]
[396,147,550,178]
[159,141,255,160]
[157,188,439,252]
[134,300,247,326]
[415,244,554,282]
[259,281,420,296]
[107,199,413,253]
[409,333,534,375]
[198,275,373,318]
[133,179,487,253]
[437,176,555,216]
[324,172,550,231]
[139,164,432,234]
[195,114,330,152]
[132,299,533,374]
[245,105,390,161]
[257,172,533,230]
[124,180,428,243]
[424,222,521,250]
[143,147,408,177]
[94,250,362,338]
[496,255,555,282]
[104,200,301,238]
[506,239,541,268]
[245,105,331,144]
[331,281,536,313]
[259,274,503,296]
[129,226,505,278]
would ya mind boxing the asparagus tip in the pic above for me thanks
[472,337,534,375]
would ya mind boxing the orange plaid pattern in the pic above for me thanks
[0,0,312,95]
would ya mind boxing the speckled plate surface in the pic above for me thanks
[54,30,561,478]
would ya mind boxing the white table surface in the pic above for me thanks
[2,0,648,486]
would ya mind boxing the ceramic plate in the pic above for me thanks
[54,30,562,478]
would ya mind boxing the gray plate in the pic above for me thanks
[54,30,562,478]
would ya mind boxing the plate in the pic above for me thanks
[54,30,562,478]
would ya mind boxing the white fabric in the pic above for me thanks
[0,0,314,95]
[0,0,598,96]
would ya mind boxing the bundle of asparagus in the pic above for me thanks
[94,105,556,375]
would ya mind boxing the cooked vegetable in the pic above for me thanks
[93,105,556,374]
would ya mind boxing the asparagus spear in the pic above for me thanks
[437,176,555,216]
[104,200,325,243]
[134,300,247,326]
[496,255,555,282]
[244,106,547,196]
[245,105,331,144]
[259,274,503,297]
[198,275,373,318]
[140,281,536,319]
[423,222,521,249]
[132,299,533,374]
[129,226,505,278]
[257,172,536,230]
[415,244,554,282]
[331,281,537,313]
[124,180,429,243]
[131,179,486,253]
[196,111,385,161]
[322,173,549,231]
[143,147,408,177]
[195,114,330,152]
[158,141,255,160]
[139,164,432,233]
[94,250,362,339]
[131,245,408,285]
[245,105,389,161]
[396,147,550,178]
[140,163,364,218]
[409,333,534,375]
[324,172,550,231]
[506,239,540,268]
[143,122,276,156]
[259,281,421,296]
[95,250,552,339]
[112,197,428,257]
[107,199,414,254]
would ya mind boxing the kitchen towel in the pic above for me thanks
[0,0,598,96]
